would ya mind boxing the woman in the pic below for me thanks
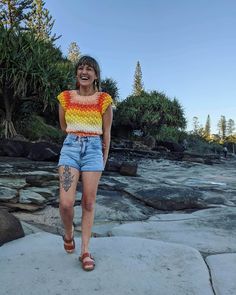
[57,55,113,271]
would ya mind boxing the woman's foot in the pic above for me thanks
[63,226,75,253]
[79,252,95,271]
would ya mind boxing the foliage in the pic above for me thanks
[192,116,203,135]
[26,0,60,42]
[155,125,187,142]
[217,115,227,139]
[16,114,64,142]
[186,133,222,154]
[132,61,144,96]
[227,118,235,136]
[101,77,119,105]
[204,114,211,139]
[67,41,81,65]
[114,91,186,137]
[0,25,74,138]
[0,0,33,29]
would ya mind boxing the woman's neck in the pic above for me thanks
[78,86,96,96]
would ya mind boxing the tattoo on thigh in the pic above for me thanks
[60,166,75,192]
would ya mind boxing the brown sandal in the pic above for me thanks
[63,226,75,253]
[79,252,95,271]
[63,236,75,253]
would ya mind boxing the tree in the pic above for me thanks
[227,118,235,136]
[204,114,211,138]
[218,115,227,139]
[192,116,205,137]
[67,41,81,65]
[26,0,59,41]
[0,25,73,138]
[132,61,144,96]
[101,78,119,105]
[114,91,186,136]
[0,0,33,28]
[193,116,200,134]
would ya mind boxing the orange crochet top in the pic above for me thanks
[57,90,113,136]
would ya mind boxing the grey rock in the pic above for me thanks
[112,207,236,254]
[25,173,58,186]
[206,253,236,295]
[0,210,24,246]
[0,187,18,203]
[0,233,214,295]
[120,162,138,176]
[0,177,27,189]
[28,186,58,200]
[1,202,45,212]
[133,186,206,210]
[19,190,47,205]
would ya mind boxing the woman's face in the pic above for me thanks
[76,64,97,89]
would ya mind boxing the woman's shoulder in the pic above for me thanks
[58,90,73,97]
[98,91,112,100]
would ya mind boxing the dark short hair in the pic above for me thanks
[75,55,101,91]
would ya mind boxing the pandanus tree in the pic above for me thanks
[114,91,186,136]
[0,25,73,138]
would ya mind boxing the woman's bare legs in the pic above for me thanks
[59,166,80,243]
[80,171,102,268]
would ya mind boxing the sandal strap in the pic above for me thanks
[83,261,95,267]
[63,236,75,251]
[80,252,94,261]
[63,236,74,243]
[79,252,94,263]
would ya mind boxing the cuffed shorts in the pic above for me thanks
[58,134,104,171]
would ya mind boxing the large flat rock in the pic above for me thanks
[111,207,236,254]
[0,232,214,295]
[206,254,236,295]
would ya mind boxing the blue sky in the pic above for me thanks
[45,0,236,133]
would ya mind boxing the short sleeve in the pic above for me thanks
[101,93,113,114]
[57,91,69,110]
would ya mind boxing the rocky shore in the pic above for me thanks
[1,147,236,294]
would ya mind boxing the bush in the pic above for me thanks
[155,125,187,143]
[186,134,222,154]
[16,114,64,143]
[114,91,186,137]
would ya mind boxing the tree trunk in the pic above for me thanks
[3,88,17,138]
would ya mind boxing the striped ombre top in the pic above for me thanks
[57,90,113,136]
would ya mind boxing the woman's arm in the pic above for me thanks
[58,105,67,132]
[102,104,113,166]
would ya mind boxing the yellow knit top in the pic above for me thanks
[57,90,113,136]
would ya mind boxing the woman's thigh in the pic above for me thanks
[81,171,102,201]
[59,166,80,204]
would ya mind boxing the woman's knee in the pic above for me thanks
[82,198,95,212]
[60,199,74,212]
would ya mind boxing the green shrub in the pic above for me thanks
[155,125,187,143]
[16,114,64,143]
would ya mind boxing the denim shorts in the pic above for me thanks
[58,134,104,171]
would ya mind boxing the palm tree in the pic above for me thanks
[0,26,73,137]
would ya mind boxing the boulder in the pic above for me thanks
[143,135,156,149]
[0,209,24,246]
[25,173,58,186]
[132,186,206,210]
[27,142,61,161]
[156,141,185,152]
[120,162,138,176]
[0,139,31,157]
[19,190,47,205]
[0,187,18,203]
[105,160,121,172]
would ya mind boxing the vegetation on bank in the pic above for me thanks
[0,0,235,155]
